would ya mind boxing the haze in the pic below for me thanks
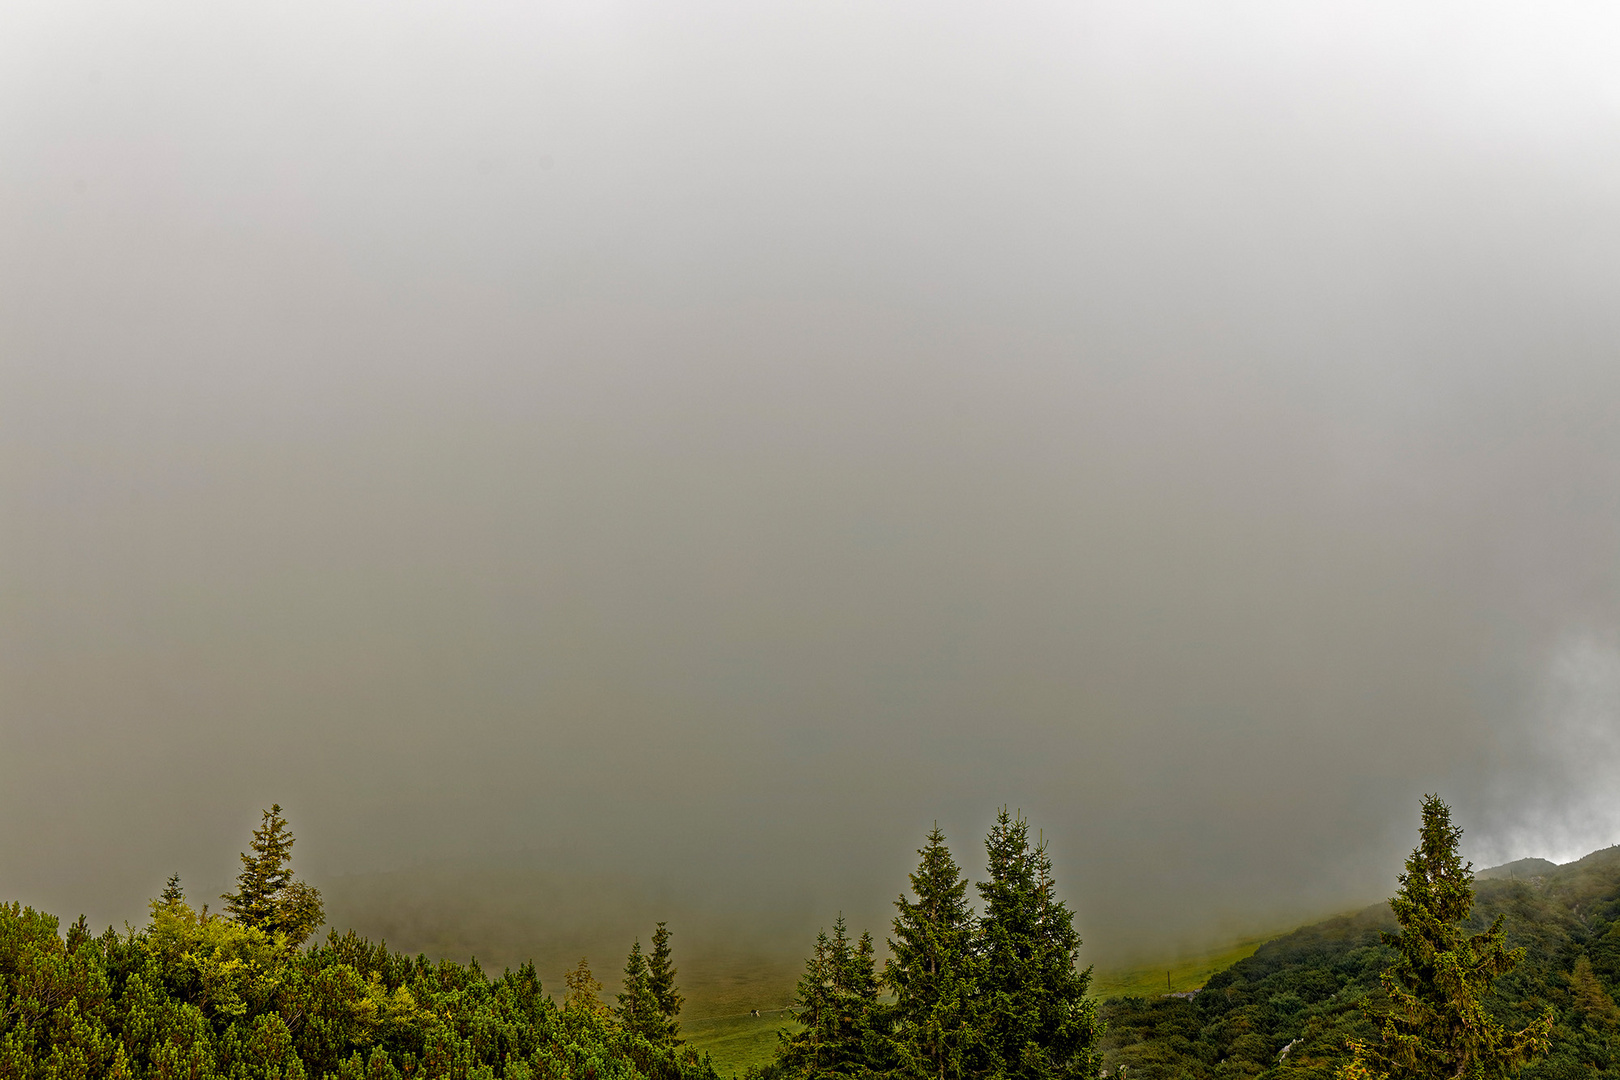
[4,1,1619,966]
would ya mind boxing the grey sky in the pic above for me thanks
[3,1,1619,962]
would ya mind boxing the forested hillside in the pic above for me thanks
[0,808,715,1080]
[745,810,1102,1080]
[12,801,1620,1080]
[1100,845,1620,1080]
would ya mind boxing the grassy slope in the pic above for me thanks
[676,951,801,1078]
[685,1012,800,1078]
[1100,846,1620,1080]
[1089,930,1293,999]
[686,929,1309,1077]
[321,863,1328,1078]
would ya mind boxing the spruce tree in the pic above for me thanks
[781,916,881,1078]
[159,873,185,907]
[975,809,1101,1080]
[648,921,684,1043]
[1028,838,1101,1077]
[617,940,665,1041]
[887,826,978,1080]
[826,916,878,1076]
[853,931,879,1005]
[1342,795,1553,1080]
[782,929,835,1075]
[220,804,325,945]
[847,929,889,1074]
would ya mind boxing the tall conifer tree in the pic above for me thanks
[782,929,835,1075]
[781,916,881,1078]
[975,809,1100,1080]
[1028,838,1100,1077]
[887,826,978,1080]
[220,804,325,945]
[846,929,886,1074]
[1342,795,1552,1080]
[617,940,664,1041]
[648,921,684,1043]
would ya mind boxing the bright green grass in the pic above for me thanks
[673,950,800,1078]
[684,930,1299,1075]
[685,1011,799,1078]
[323,864,1301,1071]
[1088,930,1287,999]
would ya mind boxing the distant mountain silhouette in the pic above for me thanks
[1476,856,1560,881]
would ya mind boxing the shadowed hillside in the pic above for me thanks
[1478,857,1562,882]
[1101,846,1620,1079]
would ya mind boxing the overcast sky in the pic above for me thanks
[3,1,1619,961]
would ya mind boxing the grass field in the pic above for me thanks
[669,951,800,1078]
[320,864,1300,1077]
[1086,930,1288,999]
[685,1010,799,1078]
[682,929,1300,1076]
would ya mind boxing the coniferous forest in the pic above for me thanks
[10,799,1620,1080]
[0,807,709,1080]
[749,809,1100,1080]
[1097,798,1620,1080]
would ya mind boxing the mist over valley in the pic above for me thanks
[4,3,1620,1078]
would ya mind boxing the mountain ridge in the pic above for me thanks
[1099,841,1620,1079]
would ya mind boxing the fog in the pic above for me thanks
[3,1,1619,967]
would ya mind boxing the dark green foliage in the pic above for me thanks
[1101,908,1417,1079]
[1349,795,1552,1080]
[1099,822,1620,1080]
[158,876,184,909]
[620,941,667,1043]
[649,923,684,1045]
[776,916,884,1078]
[781,928,835,1074]
[886,827,977,1080]
[847,931,887,1075]
[975,810,1101,1080]
[760,814,1100,1080]
[220,806,326,947]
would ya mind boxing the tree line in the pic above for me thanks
[1099,796,1565,1080]
[0,805,708,1080]
[754,799,1559,1080]
[0,798,1564,1080]
[750,808,1101,1080]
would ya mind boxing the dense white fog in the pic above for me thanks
[3,1,1619,961]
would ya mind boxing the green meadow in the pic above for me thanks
[317,861,1323,1077]
[671,951,802,1077]
[679,929,1301,1077]
[1086,929,1291,1000]
[686,1011,800,1078]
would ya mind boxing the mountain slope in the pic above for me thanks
[1100,846,1620,1079]
[1478,858,1562,882]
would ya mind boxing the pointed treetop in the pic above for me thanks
[1341,795,1553,1080]
[220,804,325,946]
[647,921,683,1043]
